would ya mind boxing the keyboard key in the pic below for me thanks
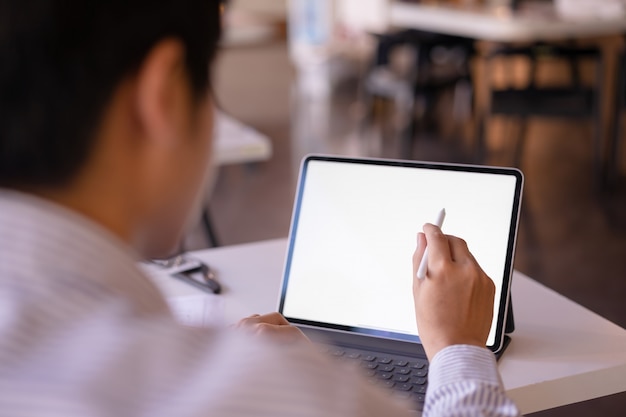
[397,368,411,375]
[362,355,377,362]
[413,369,428,378]
[398,383,413,391]
[378,357,393,364]
[362,362,378,370]
[410,361,427,369]
[393,375,410,383]
[393,360,409,367]
[414,385,427,394]
[378,372,393,380]
[331,349,345,357]
[412,377,427,385]
[379,365,395,372]
[347,352,361,359]
[365,370,376,377]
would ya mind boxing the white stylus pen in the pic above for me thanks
[416,208,446,279]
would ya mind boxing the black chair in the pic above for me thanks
[360,29,475,159]
[477,43,604,186]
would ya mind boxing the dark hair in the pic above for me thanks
[0,0,222,188]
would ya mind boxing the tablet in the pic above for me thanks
[279,155,523,353]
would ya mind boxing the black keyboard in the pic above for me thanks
[325,345,428,411]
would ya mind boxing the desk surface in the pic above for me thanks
[214,111,272,166]
[147,238,626,415]
[390,2,626,42]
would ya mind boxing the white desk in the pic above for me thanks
[146,238,626,415]
[204,111,272,234]
[389,2,626,42]
[214,110,272,166]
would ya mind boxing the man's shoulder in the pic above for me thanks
[0,190,169,314]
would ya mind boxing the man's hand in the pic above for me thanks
[413,224,496,360]
[237,312,310,344]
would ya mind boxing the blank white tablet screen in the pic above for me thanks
[282,159,518,346]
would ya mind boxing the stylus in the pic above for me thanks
[416,208,446,279]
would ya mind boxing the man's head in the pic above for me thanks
[0,1,222,257]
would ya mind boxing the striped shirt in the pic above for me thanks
[0,189,519,417]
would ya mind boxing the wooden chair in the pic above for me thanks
[477,43,604,187]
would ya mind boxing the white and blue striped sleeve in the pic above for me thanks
[424,345,520,417]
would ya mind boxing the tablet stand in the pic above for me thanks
[496,293,515,360]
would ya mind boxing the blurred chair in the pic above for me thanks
[360,29,475,159]
[477,43,604,186]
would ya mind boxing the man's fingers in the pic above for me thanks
[254,323,308,343]
[255,312,290,325]
[237,312,289,327]
[237,314,259,327]
[236,312,311,343]
[446,235,486,275]
[446,235,473,263]
[422,223,451,265]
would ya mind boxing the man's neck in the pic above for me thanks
[30,180,135,250]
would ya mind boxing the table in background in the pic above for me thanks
[389,2,626,42]
[214,110,272,166]
[198,111,272,246]
[146,238,626,415]
[388,1,626,183]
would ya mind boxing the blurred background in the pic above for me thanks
[187,1,626,414]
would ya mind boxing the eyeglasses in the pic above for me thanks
[149,255,221,294]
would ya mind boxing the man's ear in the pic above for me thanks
[134,39,188,147]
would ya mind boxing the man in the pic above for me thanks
[0,1,519,416]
